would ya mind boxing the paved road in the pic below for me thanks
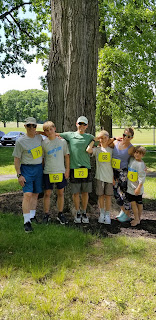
[0,174,17,181]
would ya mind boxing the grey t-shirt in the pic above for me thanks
[13,134,43,164]
[127,157,146,195]
[42,137,69,174]
[93,146,113,183]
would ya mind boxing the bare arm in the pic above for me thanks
[14,157,26,187]
[64,154,70,179]
[86,140,95,154]
[128,145,135,156]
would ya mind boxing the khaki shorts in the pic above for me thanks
[71,181,92,194]
[96,179,113,196]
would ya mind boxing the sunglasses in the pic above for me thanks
[26,124,37,128]
[78,122,87,126]
[123,133,132,138]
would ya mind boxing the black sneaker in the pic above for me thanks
[30,216,38,224]
[57,213,68,225]
[43,214,51,224]
[24,221,33,233]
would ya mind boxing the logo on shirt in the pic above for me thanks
[47,146,62,157]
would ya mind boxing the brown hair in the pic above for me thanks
[134,145,146,156]
[124,127,134,137]
[43,121,55,131]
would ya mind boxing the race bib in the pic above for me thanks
[49,173,63,183]
[98,152,111,162]
[127,170,138,182]
[31,146,42,159]
[74,168,88,178]
[111,158,121,169]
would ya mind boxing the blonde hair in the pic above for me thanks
[134,145,146,156]
[43,121,55,131]
[98,130,109,138]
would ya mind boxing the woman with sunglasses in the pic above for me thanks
[112,127,135,222]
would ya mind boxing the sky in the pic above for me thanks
[0,61,46,95]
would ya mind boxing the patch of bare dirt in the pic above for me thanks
[0,191,155,239]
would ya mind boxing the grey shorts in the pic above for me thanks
[71,181,92,194]
[96,179,113,196]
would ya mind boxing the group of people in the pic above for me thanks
[13,116,146,233]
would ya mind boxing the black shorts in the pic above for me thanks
[70,168,92,184]
[126,192,143,204]
[43,173,67,190]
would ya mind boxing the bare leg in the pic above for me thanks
[72,193,80,211]
[43,189,52,213]
[98,195,105,209]
[30,193,38,210]
[131,201,140,226]
[105,195,111,212]
[57,188,64,212]
[138,203,143,220]
[81,192,88,211]
[22,192,33,214]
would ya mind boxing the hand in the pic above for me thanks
[134,187,140,196]
[18,175,26,187]
[65,169,70,179]
[116,136,123,141]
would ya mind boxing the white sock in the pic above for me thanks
[30,210,36,219]
[105,211,110,215]
[23,213,31,224]
[100,208,105,214]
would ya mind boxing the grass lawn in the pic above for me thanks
[0,213,156,320]
[112,128,156,145]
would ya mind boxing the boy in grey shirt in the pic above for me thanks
[42,121,70,224]
[126,146,146,226]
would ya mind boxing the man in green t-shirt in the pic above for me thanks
[59,116,94,224]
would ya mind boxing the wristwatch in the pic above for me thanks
[17,173,22,178]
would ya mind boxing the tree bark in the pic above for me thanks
[48,0,99,135]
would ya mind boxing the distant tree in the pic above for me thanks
[97,0,156,132]
[0,89,48,126]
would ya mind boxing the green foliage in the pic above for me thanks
[0,0,51,77]
[97,0,156,127]
[0,89,48,123]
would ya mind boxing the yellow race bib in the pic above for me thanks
[74,168,88,178]
[127,171,138,182]
[111,158,121,169]
[31,146,42,159]
[98,152,111,162]
[49,173,63,183]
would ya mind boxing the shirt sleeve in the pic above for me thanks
[60,132,71,141]
[12,140,23,158]
[138,162,146,185]
[63,139,70,155]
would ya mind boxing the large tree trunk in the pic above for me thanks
[48,0,99,135]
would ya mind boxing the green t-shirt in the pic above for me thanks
[60,131,94,169]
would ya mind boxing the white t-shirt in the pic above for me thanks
[92,146,113,183]
[13,134,43,164]
[127,157,146,195]
[42,137,69,174]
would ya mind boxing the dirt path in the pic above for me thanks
[0,191,155,239]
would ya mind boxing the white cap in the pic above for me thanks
[25,117,37,125]
[77,116,88,124]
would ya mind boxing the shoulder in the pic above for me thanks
[128,145,135,155]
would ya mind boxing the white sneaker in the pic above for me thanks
[82,214,89,224]
[98,213,105,223]
[104,213,111,225]
[74,213,82,223]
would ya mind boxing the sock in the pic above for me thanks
[23,213,31,224]
[82,210,86,215]
[105,211,110,215]
[30,210,36,219]
[100,208,105,214]
[76,210,81,216]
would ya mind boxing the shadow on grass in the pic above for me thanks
[0,213,151,281]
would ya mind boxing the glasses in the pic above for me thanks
[26,124,37,128]
[78,122,87,126]
[123,133,132,138]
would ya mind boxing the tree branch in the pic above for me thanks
[0,2,32,20]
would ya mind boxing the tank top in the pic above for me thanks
[112,141,132,169]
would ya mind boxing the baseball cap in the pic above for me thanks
[77,116,88,124]
[25,117,37,125]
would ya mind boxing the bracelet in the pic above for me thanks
[17,173,22,178]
